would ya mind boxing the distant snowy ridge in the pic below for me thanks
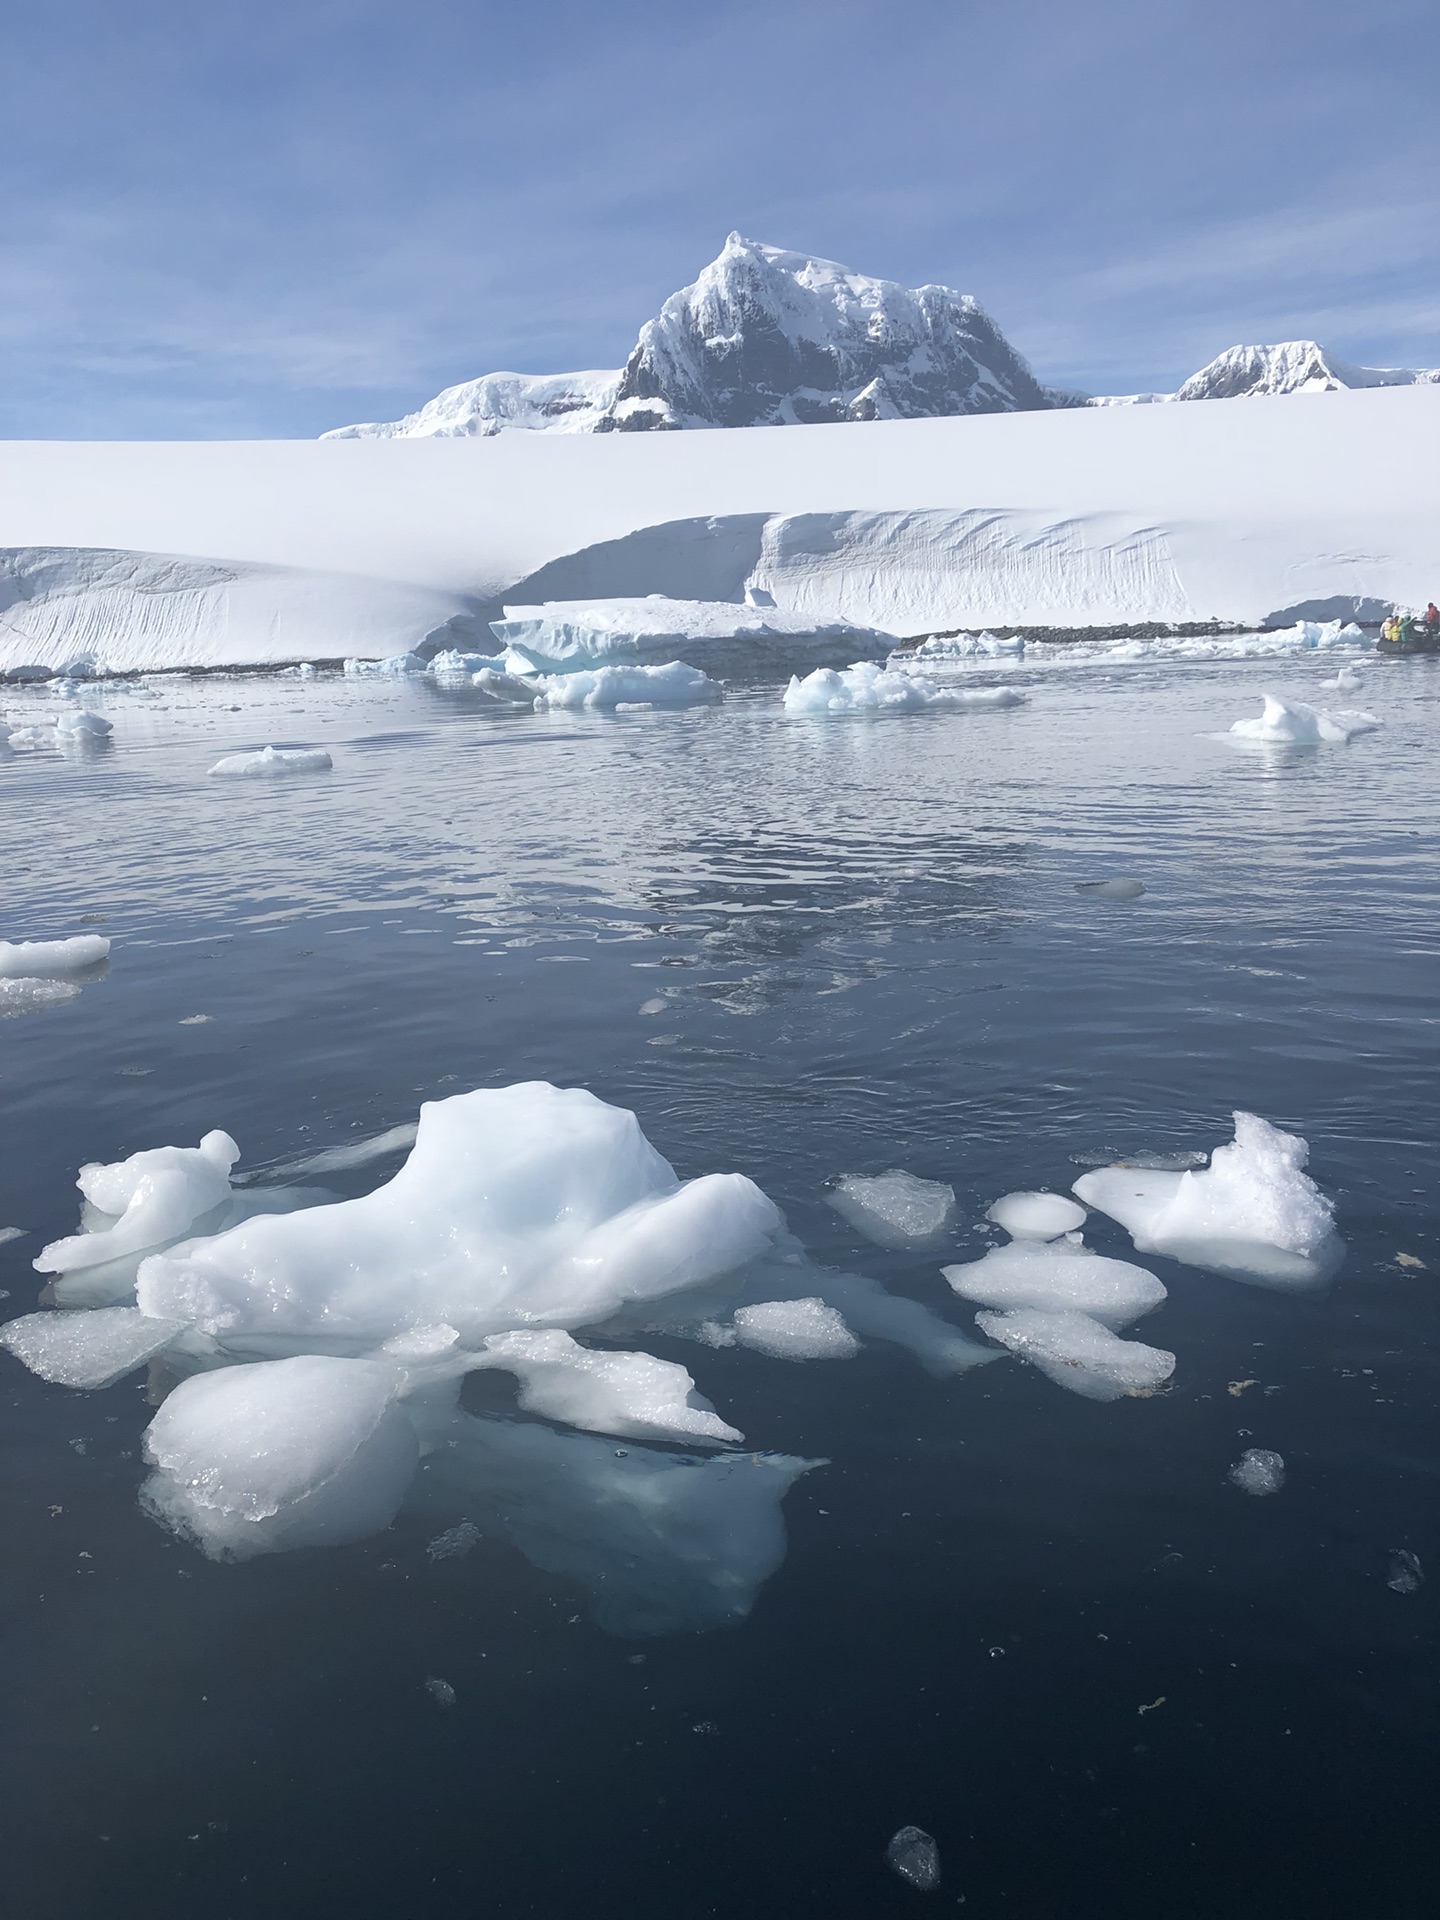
[324,233,1057,439]
[1092,340,1440,407]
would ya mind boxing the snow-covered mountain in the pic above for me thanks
[1093,341,1440,406]
[323,235,1059,439]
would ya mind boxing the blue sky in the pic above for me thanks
[3,0,1436,437]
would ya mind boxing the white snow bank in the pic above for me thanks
[37,1130,239,1275]
[985,1191,1087,1239]
[137,1083,784,1343]
[140,1355,420,1560]
[946,1241,1166,1328]
[208,745,333,777]
[0,935,109,977]
[1227,694,1381,744]
[1230,1447,1285,1495]
[0,978,83,1016]
[473,1328,742,1444]
[534,661,722,710]
[730,1297,861,1359]
[492,595,893,674]
[0,1305,188,1389]
[783,661,1025,713]
[974,1307,1175,1400]
[910,630,1024,659]
[1073,1111,1340,1287]
[826,1171,957,1249]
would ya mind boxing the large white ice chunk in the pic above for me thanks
[911,630,1024,659]
[0,1305,188,1388]
[37,1130,240,1275]
[534,662,722,710]
[975,1308,1175,1401]
[473,1328,742,1444]
[783,661,1025,713]
[827,1171,957,1249]
[0,935,109,977]
[1072,1111,1340,1286]
[1227,694,1381,744]
[490,596,893,675]
[140,1355,419,1560]
[731,1298,861,1359]
[945,1241,1166,1328]
[208,746,333,777]
[985,1191,1087,1240]
[137,1084,783,1344]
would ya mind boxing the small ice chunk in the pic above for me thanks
[0,935,110,977]
[785,661,1024,713]
[343,652,426,677]
[1075,879,1146,899]
[945,1242,1165,1328]
[985,1191,1087,1240]
[429,648,508,675]
[731,1298,860,1360]
[426,1519,481,1561]
[1387,1549,1423,1594]
[638,998,668,1016]
[0,1227,26,1246]
[473,1329,742,1445]
[1228,694,1381,744]
[1320,665,1364,692]
[827,1171,957,1249]
[424,1676,457,1708]
[534,662,723,710]
[0,977,83,1016]
[54,710,112,737]
[208,746,332,777]
[1229,1448,1285,1495]
[140,1355,419,1560]
[37,1130,240,1274]
[886,1826,941,1891]
[470,667,542,703]
[975,1308,1175,1401]
[1073,1111,1340,1287]
[0,1305,188,1388]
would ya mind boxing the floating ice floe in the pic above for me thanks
[343,652,428,677]
[946,1240,1167,1328]
[471,667,543,703]
[729,1298,860,1359]
[985,1190,1086,1239]
[1038,619,1371,665]
[909,630,1024,660]
[36,1130,240,1276]
[1226,694,1381,745]
[975,1307,1175,1400]
[0,1304,191,1389]
[1229,1447,1285,1495]
[428,648,510,675]
[783,661,1026,714]
[0,977,83,1016]
[1075,878,1145,899]
[471,1328,743,1445]
[1320,665,1365,692]
[208,745,333,777]
[827,1171,957,1249]
[1072,1111,1341,1287]
[533,662,723,711]
[887,1826,941,1891]
[0,935,110,977]
[489,596,893,676]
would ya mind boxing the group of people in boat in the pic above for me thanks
[1379,603,1440,647]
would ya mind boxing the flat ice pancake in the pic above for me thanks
[945,1241,1166,1328]
[985,1190,1087,1240]
[827,1170,957,1249]
[208,746,333,777]
[974,1307,1176,1401]
[141,1355,420,1560]
[473,1329,742,1444]
[137,1083,783,1344]
[1072,1110,1341,1287]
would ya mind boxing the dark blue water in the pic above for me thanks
[2,658,1437,1918]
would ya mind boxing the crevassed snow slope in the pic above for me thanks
[1,385,1436,672]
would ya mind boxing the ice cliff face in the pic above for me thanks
[323,234,1056,439]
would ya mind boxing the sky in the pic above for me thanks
[3,0,1437,438]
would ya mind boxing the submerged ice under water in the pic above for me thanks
[0,651,1437,1920]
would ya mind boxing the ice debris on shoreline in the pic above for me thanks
[534,661,722,710]
[827,1171,957,1249]
[1073,1111,1341,1287]
[1229,1448,1285,1495]
[783,661,1025,713]
[1227,693,1381,744]
[208,745,333,777]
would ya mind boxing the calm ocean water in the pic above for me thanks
[2,655,1437,1919]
